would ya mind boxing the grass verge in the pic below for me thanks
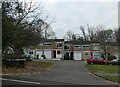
[85,64,120,82]
[2,61,54,75]
[104,76,119,82]
[85,64,119,73]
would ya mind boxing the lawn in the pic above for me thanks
[2,61,54,75]
[85,64,120,82]
[85,64,119,73]
[104,76,119,82]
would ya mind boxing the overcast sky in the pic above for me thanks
[38,0,118,38]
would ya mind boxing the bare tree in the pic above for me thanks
[66,30,74,41]
[43,25,56,39]
[95,29,114,42]
[72,34,77,41]
[79,24,104,41]
[79,24,116,59]
[87,24,103,41]
[79,26,88,41]
[94,29,114,59]
[114,27,120,43]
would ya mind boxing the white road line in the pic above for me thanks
[0,78,40,85]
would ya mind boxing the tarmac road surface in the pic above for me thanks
[2,60,118,86]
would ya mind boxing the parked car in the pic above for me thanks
[87,57,108,65]
[108,57,120,65]
[107,55,117,61]
[22,53,33,61]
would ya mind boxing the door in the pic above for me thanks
[66,52,70,60]
[74,51,81,60]
[53,51,56,58]
[70,52,73,60]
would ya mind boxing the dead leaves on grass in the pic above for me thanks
[2,61,54,76]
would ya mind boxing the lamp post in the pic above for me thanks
[42,22,49,59]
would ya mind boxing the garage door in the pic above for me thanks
[74,51,81,60]
[36,50,42,59]
[44,50,51,59]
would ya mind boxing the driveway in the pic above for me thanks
[2,60,117,85]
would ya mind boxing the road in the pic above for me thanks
[2,60,118,86]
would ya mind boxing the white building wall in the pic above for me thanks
[56,49,62,59]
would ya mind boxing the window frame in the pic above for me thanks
[56,42,63,48]
[44,42,51,46]
[83,45,90,48]
[73,45,81,48]
[57,50,61,54]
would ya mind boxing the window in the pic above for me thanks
[93,46,99,50]
[57,50,61,54]
[64,46,69,49]
[94,58,98,60]
[84,51,89,56]
[74,46,79,48]
[93,52,100,58]
[57,42,62,48]
[85,52,88,55]
[83,45,90,48]
[44,43,51,46]
[99,58,104,60]
[74,45,81,48]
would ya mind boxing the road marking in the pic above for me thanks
[0,78,40,85]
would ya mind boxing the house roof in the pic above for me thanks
[65,41,91,45]
[40,39,64,42]
[64,40,103,45]
[73,41,91,45]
